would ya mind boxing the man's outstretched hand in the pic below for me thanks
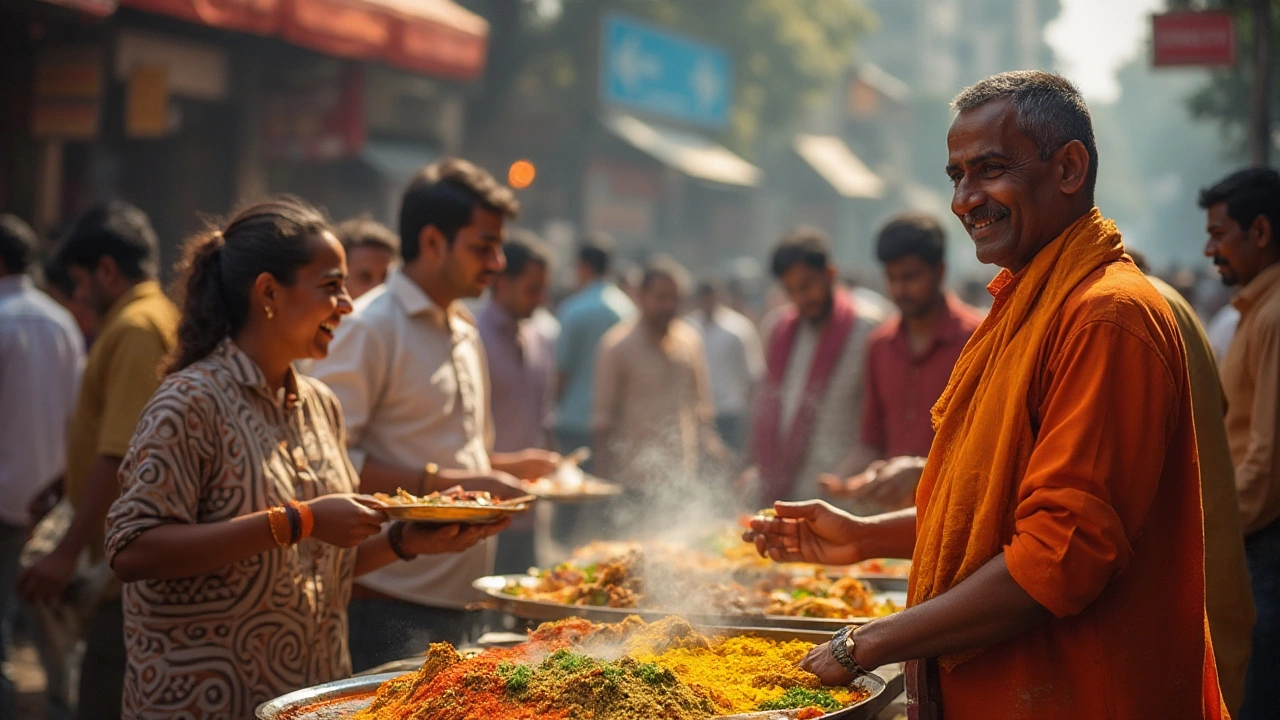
[742,500,873,566]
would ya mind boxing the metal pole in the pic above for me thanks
[1249,0,1272,166]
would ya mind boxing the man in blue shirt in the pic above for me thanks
[554,234,636,456]
[551,234,635,546]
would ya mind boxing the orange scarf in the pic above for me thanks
[908,209,1124,668]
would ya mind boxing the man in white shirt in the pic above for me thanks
[686,279,763,452]
[311,159,560,671]
[0,215,84,714]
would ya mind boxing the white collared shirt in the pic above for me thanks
[309,270,495,608]
[0,275,84,526]
[685,305,764,416]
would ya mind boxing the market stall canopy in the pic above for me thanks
[120,0,488,79]
[601,112,762,188]
[793,133,884,199]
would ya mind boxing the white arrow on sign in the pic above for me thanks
[690,56,723,109]
[612,36,663,91]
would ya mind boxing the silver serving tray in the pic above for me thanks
[256,626,887,720]
[474,573,908,631]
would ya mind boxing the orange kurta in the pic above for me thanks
[913,212,1224,719]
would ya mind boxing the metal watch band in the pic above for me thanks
[830,625,867,676]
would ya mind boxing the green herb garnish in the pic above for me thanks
[757,687,841,712]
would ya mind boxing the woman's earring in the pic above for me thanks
[265,306,275,320]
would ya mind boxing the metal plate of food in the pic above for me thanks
[524,476,624,503]
[473,574,907,630]
[380,503,531,524]
[257,623,887,720]
[374,489,534,524]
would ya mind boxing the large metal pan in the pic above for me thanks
[473,574,908,631]
[256,626,888,720]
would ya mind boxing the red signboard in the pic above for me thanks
[1152,11,1236,67]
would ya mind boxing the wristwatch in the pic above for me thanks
[830,625,869,676]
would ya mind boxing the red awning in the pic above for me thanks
[122,0,282,35]
[120,0,488,79]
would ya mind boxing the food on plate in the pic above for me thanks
[353,616,871,720]
[761,570,898,619]
[504,543,900,619]
[373,488,498,507]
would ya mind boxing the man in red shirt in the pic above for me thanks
[823,214,982,508]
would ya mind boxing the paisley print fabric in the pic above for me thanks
[106,339,359,719]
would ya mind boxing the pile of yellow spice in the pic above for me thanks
[630,633,866,715]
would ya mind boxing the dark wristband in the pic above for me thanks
[284,504,302,545]
[388,521,417,561]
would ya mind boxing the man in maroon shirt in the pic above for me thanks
[823,213,982,508]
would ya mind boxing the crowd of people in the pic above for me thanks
[0,69,1273,720]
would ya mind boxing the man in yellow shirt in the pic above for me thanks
[17,202,178,720]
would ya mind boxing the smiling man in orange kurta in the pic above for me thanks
[747,71,1226,720]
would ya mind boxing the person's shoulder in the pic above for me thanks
[147,359,227,410]
[866,314,901,345]
[719,307,759,338]
[1060,259,1183,357]
[297,373,343,414]
[599,318,637,352]
[671,317,703,345]
[0,287,79,338]
[853,296,887,326]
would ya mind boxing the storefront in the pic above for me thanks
[0,0,488,263]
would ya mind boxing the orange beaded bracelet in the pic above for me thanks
[287,499,314,541]
[266,506,291,547]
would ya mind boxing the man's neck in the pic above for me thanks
[903,294,948,338]
[644,320,671,341]
[405,265,457,310]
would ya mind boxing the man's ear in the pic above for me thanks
[1248,213,1273,251]
[418,225,446,262]
[1057,139,1090,197]
[95,254,120,284]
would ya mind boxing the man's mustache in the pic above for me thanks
[1213,256,1230,266]
[964,206,1010,226]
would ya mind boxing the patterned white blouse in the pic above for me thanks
[106,339,360,719]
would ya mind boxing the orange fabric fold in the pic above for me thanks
[908,208,1123,669]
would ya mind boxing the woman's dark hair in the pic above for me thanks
[168,196,331,374]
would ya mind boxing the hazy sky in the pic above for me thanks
[1046,0,1165,103]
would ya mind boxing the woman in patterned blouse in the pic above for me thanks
[104,197,509,719]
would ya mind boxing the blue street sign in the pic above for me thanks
[600,14,732,128]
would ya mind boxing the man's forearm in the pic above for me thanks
[859,507,918,559]
[358,458,425,495]
[58,455,123,557]
[854,553,1050,668]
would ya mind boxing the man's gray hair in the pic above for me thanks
[952,70,1098,201]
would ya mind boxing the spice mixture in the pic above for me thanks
[353,617,869,720]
